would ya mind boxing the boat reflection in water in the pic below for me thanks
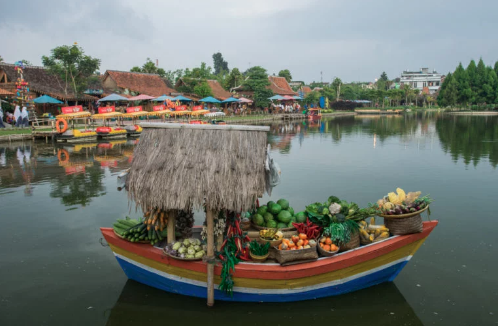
[106,280,422,326]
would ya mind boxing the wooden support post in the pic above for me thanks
[167,211,176,244]
[206,209,215,307]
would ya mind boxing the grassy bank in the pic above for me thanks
[0,128,53,136]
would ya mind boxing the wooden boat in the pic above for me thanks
[91,106,127,139]
[307,108,322,120]
[55,105,97,143]
[101,220,437,302]
[121,106,147,136]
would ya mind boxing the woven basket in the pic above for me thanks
[259,237,283,247]
[251,222,296,232]
[378,205,429,219]
[250,251,269,263]
[316,239,340,257]
[163,248,203,261]
[274,246,318,265]
[338,232,360,252]
[384,214,423,235]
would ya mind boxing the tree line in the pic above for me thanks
[437,58,498,108]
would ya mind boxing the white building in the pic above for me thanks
[400,68,442,94]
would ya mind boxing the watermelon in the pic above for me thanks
[290,215,297,222]
[277,199,289,210]
[287,207,295,216]
[252,214,264,226]
[266,220,277,228]
[269,203,282,215]
[257,205,268,216]
[263,212,274,222]
[277,222,288,229]
[295,211,307,223]
[267,201,275,208]
[277,210,292,223]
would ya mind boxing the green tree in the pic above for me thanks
[332,77,342,100]
[21,59,32,66]
[130,58,166,77]
[475,58,487,103]
[278,69,292,83]
[164,69,184,85]
[482,67,497,104]
[494,61,498,77]
[443,73,459,106]
[380,71,388,82]
[184,62,213,79]
[212,52,229,75]
[243,66,272,108]
[453,63,472,106]
[193,81,213,98]
[0,55,3,62]
[42,44,100,102]
[402,83,413,104]
[225,68,243,90]
[303,91,320,106]
[466,60,477,103]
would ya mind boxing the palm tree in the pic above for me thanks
[414,89,420,107]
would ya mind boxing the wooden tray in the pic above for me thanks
[377,205,429,219]
[162,248,203,261]
[114,229,149,244]
[251,222,296,232]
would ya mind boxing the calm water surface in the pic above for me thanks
[0,113,497,325]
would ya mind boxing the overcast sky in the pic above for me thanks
[2,0,497,83]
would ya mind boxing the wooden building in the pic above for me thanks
[101,70,177,97]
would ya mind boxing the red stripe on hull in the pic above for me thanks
[102,221,437,280]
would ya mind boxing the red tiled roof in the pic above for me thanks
[206,80,232,100]
[301,86,312,94]
[104,70,176,97]
[267,76,297,96]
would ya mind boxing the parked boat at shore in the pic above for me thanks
[55,105,97,143]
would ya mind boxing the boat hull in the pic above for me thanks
[102,221,437,302]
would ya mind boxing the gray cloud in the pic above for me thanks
[1,0,497,83]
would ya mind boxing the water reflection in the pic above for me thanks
[106,280,422,326]
[436,115,498,167]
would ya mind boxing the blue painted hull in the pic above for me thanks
[116,257,409,302]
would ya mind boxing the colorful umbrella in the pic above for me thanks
[171,95,192,102]
[221,97,240,103]
[98,93,129,102]
[268,95,284,100]
[199,96,221,103]
[238,97,253,103]
[33,95,63,104]
[128,94,155,101]
[152,95,174,102]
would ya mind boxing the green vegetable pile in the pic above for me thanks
[249,240,270,256]
[113,217,167,245]
[305,196,376,245]
[251,198,306,229]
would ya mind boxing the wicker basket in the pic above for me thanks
[338,232,360,252]
[316,239,340,257]
[274,246,318,265]
[240,219,251,231]
[384,214,423,235]
[163,248,203,261]
[378,205,429,219]
[250,251,269,263]
[259,237,283,247]
[251,222,296,232]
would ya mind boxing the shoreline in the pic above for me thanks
[445,111,498,115]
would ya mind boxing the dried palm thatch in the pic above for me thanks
[126,123,270,212]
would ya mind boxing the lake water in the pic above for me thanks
[0,112,497,326]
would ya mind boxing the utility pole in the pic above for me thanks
[320,71,323,84]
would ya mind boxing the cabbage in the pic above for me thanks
[183,239,191,247]
[194,251,205,258]
[186,254,195,259]
[193,245,201,252]
[194,239,201,246]
[172,242,182,251]
[178,247,187,254]
[188,238,196,245]
[187,247,196,255]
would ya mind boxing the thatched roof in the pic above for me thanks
[268,76,298,96]
[103,70,177,96]
[126,123,270,212]
[0,63,97,101]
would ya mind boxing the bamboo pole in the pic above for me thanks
[206,208,215,307]
[167,211,176,244]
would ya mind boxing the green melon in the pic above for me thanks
[277,210,292,223]
[257,205,268,216]
[277,222,288,229]
[277,199,290,210]
[290,215,297,222]
[267,201,275,208]
[263,212,274,222]
[295,211,307,223]
[287,207,295,216]
[288,221,295,228]
[269,203,282,215]
[266,220,277,228]
[252,214,264,226]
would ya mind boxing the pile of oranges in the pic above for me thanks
[319,237,339,252]
[278,233,316,250]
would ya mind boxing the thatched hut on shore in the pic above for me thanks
[125,122,270,306]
